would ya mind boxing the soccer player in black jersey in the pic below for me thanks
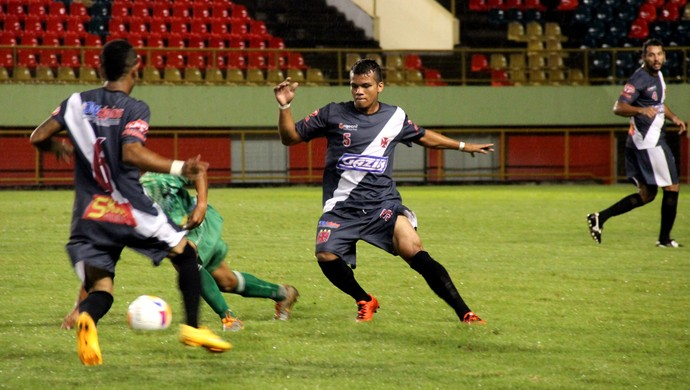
[587,39,686,247]
[30,40,230,365]
[274,58,494,324]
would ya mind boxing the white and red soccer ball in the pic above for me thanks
[127,295,172,331]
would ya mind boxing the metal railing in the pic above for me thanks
[2,45,689,86]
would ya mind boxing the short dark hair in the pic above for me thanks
[100,40,138,81]
[350,58,382,83]
[642,39,664,56]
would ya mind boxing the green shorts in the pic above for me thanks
[187,205,228,273]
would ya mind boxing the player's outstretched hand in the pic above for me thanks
[464,143,495,157]
[274,77,299,107]
[182,155,209,180]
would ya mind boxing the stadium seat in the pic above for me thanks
[524,0,548,10]
[57,66,77,82]
[225,68,245,84]
[246,68,265,85]
[13,65,32,82]
[184,67,203,83]
[549,69,567,85]
[590,52,612,70]
[509,67,527,85]
[659,4,681,21]
[489,53,507,70]
[266,69,285,85]
[424,69,447,86]
[385,70,405,85]
[230,4,251,22]
[191,20,209,35]
[0,67,9,82]
[638,3,657,22]
[211,3,231,18]
[163,67,183,83]
[345,53,361,70]
[507,22,526,41]
[405,69,424,85]
[247,52,267,69]
[471,54,489,72]
[131,2,150,18]
[306,68,327,85]
[152,3,170,18]
[287,52,306,70]
[490,69,511,86]
[365,53,383,67]
[204,67,225,83]
[192,2,211,18]
[142,66,161,82]
[79,65,100,83]
[628,18,649,39]
[557,0,579,10]
[70,2,89,22]
[28,1,48,19]
[111,2,130,19]
[525,21,544,40]
[25,16,44,34]
[149,18,169,35]
[48,1,67,19]
[469,0,489,11]
[404,54,423,70]
[385,54,403,70]
[528,69,547,85]
[172,3,191,18]
[569,69,585,85]
[46,15,66,34]
[170,19,189,35]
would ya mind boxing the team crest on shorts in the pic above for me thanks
[316,229,331,244]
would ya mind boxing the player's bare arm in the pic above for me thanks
[664,104,687,135]
[415,129,494,155]
[185,168,208,230]
[122,143,209,180]
[30,117,74,163]
[274,77,303,145]
[613,101,657,118]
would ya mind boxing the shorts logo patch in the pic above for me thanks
[337,153,388,173]
[316,229,331,244]
[318,220,341,228]
[83,194,137,226]
[379,208,393,221]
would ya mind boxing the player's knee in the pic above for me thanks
[316,252,339,262]
[170,243,198,267]
[640,186,658,203]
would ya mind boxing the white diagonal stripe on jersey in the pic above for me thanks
[323,107,406,212]
[64,93,127,204]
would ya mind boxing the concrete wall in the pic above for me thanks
[3,83,689,129]
[351,0,459,50]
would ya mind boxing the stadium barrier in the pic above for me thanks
[1,45,689,86]
[1,127,687,188]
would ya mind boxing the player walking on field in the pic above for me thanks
[30,40,230,365]
[273,58,493,324]
[587,39,687,247]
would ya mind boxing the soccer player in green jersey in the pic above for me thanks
[62,170,298,331]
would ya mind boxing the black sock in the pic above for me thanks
[409,251,471,319]
[171,244,201,328]
[659,191,679,242]
[599,193,644,226]
[78,291,113,325]
[318,258,369,302]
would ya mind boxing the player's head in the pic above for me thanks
[100,39,139,82]
[350,59,384,114]
[350,58,382,83]
[641,39,664,73]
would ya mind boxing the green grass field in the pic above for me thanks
[1,184,688,389]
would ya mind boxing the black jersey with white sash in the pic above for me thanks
[618,67,667,150]
[51,88,159,227]
[295,101,425,212]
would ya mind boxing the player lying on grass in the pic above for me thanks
[62,170,299,331]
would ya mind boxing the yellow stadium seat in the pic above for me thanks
[163,68,183,83]
[226,68,245,85]
[57,66,77,82]
[306,68,327,86]
[246,68,265,85]
[142,67,161,82]
[184,67,204,83]
[79,66,100,83]
[266,69,285,85]
[204,67,224,83]
[507,22,526,42]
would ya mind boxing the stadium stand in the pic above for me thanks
[0,0,687,85]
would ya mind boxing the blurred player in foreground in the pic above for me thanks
[273,58,493,324]
[30,40,229,365]
[587,39,686,247]
[61,171,299,331]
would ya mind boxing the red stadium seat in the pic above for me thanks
[48,1,67,19]
[556,0,579,10]
[211,3,230,18]
[69,2,90,22]
[287,52,306,70]
[190,20,208,35]
[152,3,171,18]
[638,3,657,22]
[659,4,681,21]
[404,54,423,70]
[131,2,150,18]
[424,69,447,86]
[469,0,489,11]
[129,17,148,35]
[3,15,22,35]
[85,35,103,48]
[24,15,44,33]
[248,20,270,40]
[230,4,250,22]
[471,54,489,72]
[247,37,267,49]
[247,51,266,69]
[66,17,88,38]
[628,18,649,39]
[6,0,26,16]
[170,19,189,35]
[46,15,66,33]
[210,20,229,36]
[146,34,165,49]
[208,36,226,49]
[172,3,191,18]
[149,18,168,35]
[187,51,206,69]
[523,0,548,11]
[230,21,247,38]
[165,52,185,69]
[60,48,81,69]
[28,1,48,20]
[167,34,186,49]
[111,2,130,19]
[0,34,16,68]
[63,32,82,47]
[192,3,211,18]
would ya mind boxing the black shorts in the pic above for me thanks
[313,200,417,268]
[625,144,678,187]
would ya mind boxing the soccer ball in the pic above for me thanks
[127,295,172,331]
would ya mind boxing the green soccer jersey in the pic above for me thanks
[140,172,227,272]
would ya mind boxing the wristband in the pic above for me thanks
[279,102,291,110]
[458,141,466,151]
[170,160,185,176]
